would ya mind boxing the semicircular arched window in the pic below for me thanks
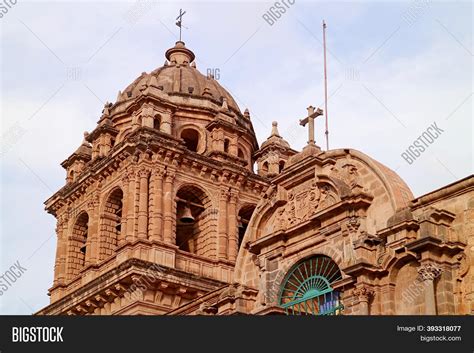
[279,255,343,315]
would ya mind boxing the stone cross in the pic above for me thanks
[299,106,323,145]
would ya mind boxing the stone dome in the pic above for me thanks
[119,41,241,114]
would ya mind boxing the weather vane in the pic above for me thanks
[175,9,187,41]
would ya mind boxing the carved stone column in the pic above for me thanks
[149,168,164,242]
[119,174,129,246]
[125,170,137,243]
[160,111,172,134]
[218,188,229,260]
[228,190,239,262]
[418,263,442,315]
[137,168,150,239]
[53,214,68,285]
[85,193,100,265]
[163,169,176,243]
[353,285,374,315]
[229,137,238,156]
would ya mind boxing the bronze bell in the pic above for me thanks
[180,204,195,223]
[237,216,244,229]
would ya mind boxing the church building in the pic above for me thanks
[37,40,474,316]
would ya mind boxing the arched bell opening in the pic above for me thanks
[223,138,230,153]
[99,188,123,260]
[279,160,285,173]
[67,211,89,278]
[279,255,344,316]
[237,204,256,249]
[153,115,161,130]
[175,185,212,255]
[261,161,269,175]
[181,128,200,152]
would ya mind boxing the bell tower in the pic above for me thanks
[254,121,297,178]
[40,41,268,315]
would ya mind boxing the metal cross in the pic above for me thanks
[299,106,323,145]
[175,9,186,41]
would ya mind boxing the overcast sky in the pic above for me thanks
[0,0,472,314]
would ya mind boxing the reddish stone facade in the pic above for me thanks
[37,41,474,316]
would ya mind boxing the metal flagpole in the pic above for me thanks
[323,20,329,151]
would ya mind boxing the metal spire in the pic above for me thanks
[175,9,187,41]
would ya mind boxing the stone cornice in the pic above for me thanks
[45,127,269,216]
[37,258,227,316]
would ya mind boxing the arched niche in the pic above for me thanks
[175,184,213,256]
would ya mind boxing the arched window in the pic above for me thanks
[181,128,200,152]
[238,148,245,159]
[279,255,343,315]
[69,170,75,182]
[261,161,269,173]
[153,116,161,130]
[237,204,256,249]
[224,139,230,153]
[100,188,123,260]
[175,185,211,255]
[67,212,89,278]
[279,160,285,173]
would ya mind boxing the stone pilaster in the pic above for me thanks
[163,169,176,243]
[119,174,129,246]
[125,170,137,243]
[160,111,172,134]
[418,263,442,315]
[137,168,150,239]
[85,193,100,265]
[218,188,229,260]
[53,214,68,285]
[353,285,375,315]
[228,190,239,262]
[149,168,165,242]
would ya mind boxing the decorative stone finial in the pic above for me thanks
[165,41,195,66]
[244,108,250,119]
[102,102,111,117]
[271,121,280,137]
[221,97,229,110]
